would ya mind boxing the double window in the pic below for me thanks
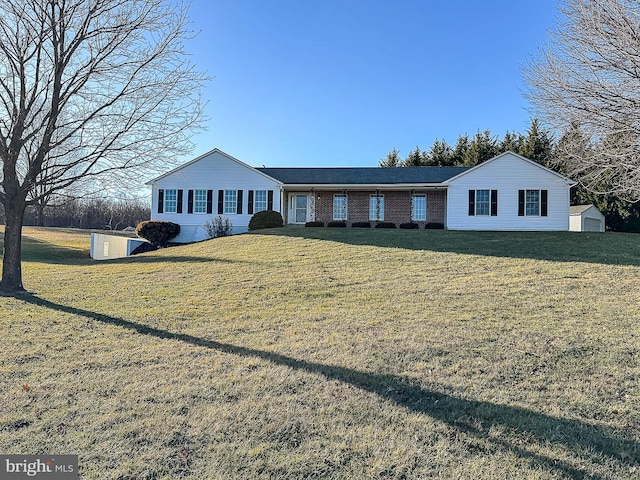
[468,190,498,216]
[518,189,548,217]
[333,194,347,220]
[412,195,426,221]
[369,195,384,221]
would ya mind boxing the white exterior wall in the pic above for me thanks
[149,150,282,243]
[446,153,572,231]
[569,214,582,232]
[91,233,146,260]
[570,206,606,232]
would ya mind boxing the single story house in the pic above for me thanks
[146,149,577,243]
[570,205,606,232]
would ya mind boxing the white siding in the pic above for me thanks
[90,233,147,260]
[149,150,281,242]
[446,153,572,231]
[570,206,606,232]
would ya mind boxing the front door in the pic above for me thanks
[288,194,308,224]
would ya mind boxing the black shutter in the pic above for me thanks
[518,190,525,216]
[158,189,164,214]
[468,190,475,216]
[267,190,274,210]
[541,189,548,217]
[176,189,183,214]
[248,190,254,215]
[206,190,213,214]
[237,190,243,214]
[218,190,224,214]
[490,190,498,216]
[187,190,194,214]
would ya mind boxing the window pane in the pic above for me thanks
[476,189,490,215]
[164,189,177,213]
[369,195,384,221]
[526,190,539,216]
[224,190,237,214]
[254,190,267,212]
[194,189,207,213]
[412,195,426,221]
[333,195,347,220]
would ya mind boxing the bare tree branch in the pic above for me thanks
[525,0,640,201]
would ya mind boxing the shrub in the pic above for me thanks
[305,221,324,227]
[327,220,347,227]
[399,222,419,229]
[135,220,180,246]
[248,210,283,230]
[351,221,371,228]
[374,222,396,228]
[203,216,233,238]
[425,222,445,229]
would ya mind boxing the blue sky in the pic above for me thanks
[184,1,558,167]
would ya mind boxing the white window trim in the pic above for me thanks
[333,194,347,221]
[369,194,384,221]
[411,194,427,221]
[254,190,268,213]
[194,189,207,214]
[164,189,177,213]
[525,189,541,216]
[475,189,490,216]
[224,190,237,215]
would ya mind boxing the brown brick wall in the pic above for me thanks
[312,189,446,226]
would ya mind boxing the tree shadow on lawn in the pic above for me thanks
[19,293,640,480]
[264,227,640,267]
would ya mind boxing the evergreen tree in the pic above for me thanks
[379,148,401,167]
[403,146,424,166]
[451,135,470,166]
[520,118,554,166]
[427,139,454,166]
[463,131,499,166]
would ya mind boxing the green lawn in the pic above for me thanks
[1,226,639,479]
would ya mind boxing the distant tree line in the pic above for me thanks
[379,118,640,232]
[0,198,150,231]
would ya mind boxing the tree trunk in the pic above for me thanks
[1,201,27,293]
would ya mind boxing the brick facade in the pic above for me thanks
[311,189,446,226]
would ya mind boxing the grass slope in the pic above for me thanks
[1,227,640,479]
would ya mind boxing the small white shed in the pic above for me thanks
[570,205,605,232]
[90,233,147,260]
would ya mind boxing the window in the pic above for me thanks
[369,195,384,221]
[194,189,207,214]
[518,189,548,217]
[475,189,490,216]
[468,189,498,216]
[526,190,539,216]
[412,195,426,221]
[224,190,237,214]
[164,189,177,213]
[333,194,347,220]
[254,190,267,213]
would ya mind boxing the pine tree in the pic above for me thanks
[379,148,401,167]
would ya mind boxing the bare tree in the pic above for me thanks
[524,0,640,200]
[0,0,206,292]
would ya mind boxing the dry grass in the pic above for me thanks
[1,226,639,479]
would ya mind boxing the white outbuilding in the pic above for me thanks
[569,205,606,232]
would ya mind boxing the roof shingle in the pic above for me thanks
[256,166,470,185]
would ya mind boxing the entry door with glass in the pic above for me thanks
[289,194,308,224]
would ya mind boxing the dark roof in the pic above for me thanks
[256,166,470,185]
